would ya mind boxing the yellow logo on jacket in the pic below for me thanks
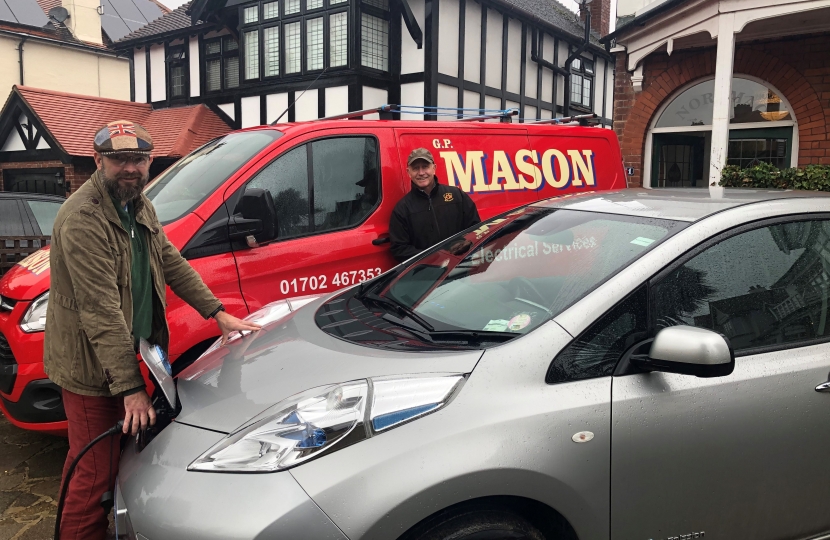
[444,193,454,202]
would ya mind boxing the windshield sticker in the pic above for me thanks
[507,314,532,332]
[483,319,509,331]
[630,237,655,247]
[17,250,50,275]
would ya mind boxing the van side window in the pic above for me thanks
[244,137,380,239]
[312,137,379,233]
[247,145,310,238]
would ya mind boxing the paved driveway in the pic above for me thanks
[0,411,67,540]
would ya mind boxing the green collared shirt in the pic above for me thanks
[111,196,153,346]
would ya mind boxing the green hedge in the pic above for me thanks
[719,162,830,191]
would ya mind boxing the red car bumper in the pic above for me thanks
[0,301,68,436]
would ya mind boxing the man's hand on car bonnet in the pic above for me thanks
[214,311,262,345]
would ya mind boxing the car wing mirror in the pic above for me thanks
[230,188,277,246]
[631,326,735,378]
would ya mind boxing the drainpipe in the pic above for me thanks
[563,7,591,117]
[17,37,27,85]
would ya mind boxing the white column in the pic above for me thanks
[708,13,735,196]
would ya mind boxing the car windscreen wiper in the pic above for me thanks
[427,330,518,343]
[361,292,436,333]
[354,268,402,300]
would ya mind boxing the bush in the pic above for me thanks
[719,162,830,191]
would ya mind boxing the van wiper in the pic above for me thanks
[361,292,435,332]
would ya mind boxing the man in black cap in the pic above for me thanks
[45,120,260,540]
[389,148,480,262]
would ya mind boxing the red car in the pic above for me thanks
[0,116,625,435]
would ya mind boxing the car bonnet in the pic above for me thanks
[174,297,483,433]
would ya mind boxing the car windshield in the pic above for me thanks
[25,200,62,235]
[145,130,282,224]
[377,207,684,337]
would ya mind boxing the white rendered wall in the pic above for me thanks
[505,18,521,94]
[593,57,605,115]
[463,89,479,111]
[294,88,318,121]
[555,73,565,108]
[463,0,481,84]
[218,103,235,120]
[484,8,502,89]
[133,48,146,103]
[400,82,424,119]
[438,0,459,77]
[524,104,537,121]
[605,63,614,120]
[189,37,200,97]
[326,86,349,117]
[149,44,165,102]
[437,83,458,109]
[401,0,425,75]
[267,93,289,123]
[362,86,388,119]
[241,96,260,128]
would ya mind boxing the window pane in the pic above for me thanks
[224,37,239,51]
[312,138,379,232]
[307,17,324,70]
[247,146,310,239]
[582,77,591,107]
[330,0,348,4]
[225,56,240,88]
[570,74,582,105]
[548,286,647,384]
[245,30,260,79]
[361,13,388,71]
[362,0,388,9]
[654,221,830,351]
[307,0,323,8]
[285,0,300,15]
[584,59,594,74]
[572,58,581,71]
[244,5,258,23]
[264,26,280,76]
[206,58,221,91]
[263,1,279,19]
[171,65,185,97]
[285,21,301,73]
[205,40,221,55]
[329,12,347,67]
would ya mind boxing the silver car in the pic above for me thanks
[116,188,830,540]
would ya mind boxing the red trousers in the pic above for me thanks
[60,389,124,540]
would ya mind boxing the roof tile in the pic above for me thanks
[117,2,195,43]
[12,86,232,158]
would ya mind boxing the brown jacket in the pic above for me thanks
[43,171,222,397]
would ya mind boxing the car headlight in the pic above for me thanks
[188,374,465,473]
[20,291,48,333]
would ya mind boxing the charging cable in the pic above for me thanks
[54,420,124,540]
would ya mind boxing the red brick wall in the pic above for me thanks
[0,158,97,195]
[613,33,830,187]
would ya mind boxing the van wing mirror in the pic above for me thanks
[230,188,277,244]
[631,326,734,378]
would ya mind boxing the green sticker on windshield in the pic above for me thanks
[483,319,509,331]
[630,237,654,247]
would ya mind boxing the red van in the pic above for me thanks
[0,115,625,434]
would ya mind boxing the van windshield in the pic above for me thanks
[145,130,282,224]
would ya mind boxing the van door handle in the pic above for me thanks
[372,236,390,245]
[816,381,830,392]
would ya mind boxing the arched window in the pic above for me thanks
[645,77,797,188]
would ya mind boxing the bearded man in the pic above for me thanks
[44,121,260,540]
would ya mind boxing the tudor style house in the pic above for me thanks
[115,0,614,128]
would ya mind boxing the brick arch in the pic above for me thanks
[620,47,828,186]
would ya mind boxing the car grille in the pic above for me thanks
[0,295,16,312]
[0,332,17,395]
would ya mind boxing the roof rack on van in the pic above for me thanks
[314,105,519,123]
[529,113,599,126]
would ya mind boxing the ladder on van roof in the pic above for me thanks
[273,105,598,125]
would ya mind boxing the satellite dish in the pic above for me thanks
[48,6,70,23]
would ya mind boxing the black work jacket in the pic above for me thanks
[389,178,480,262]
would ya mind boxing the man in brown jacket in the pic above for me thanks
[44,121,259,540]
